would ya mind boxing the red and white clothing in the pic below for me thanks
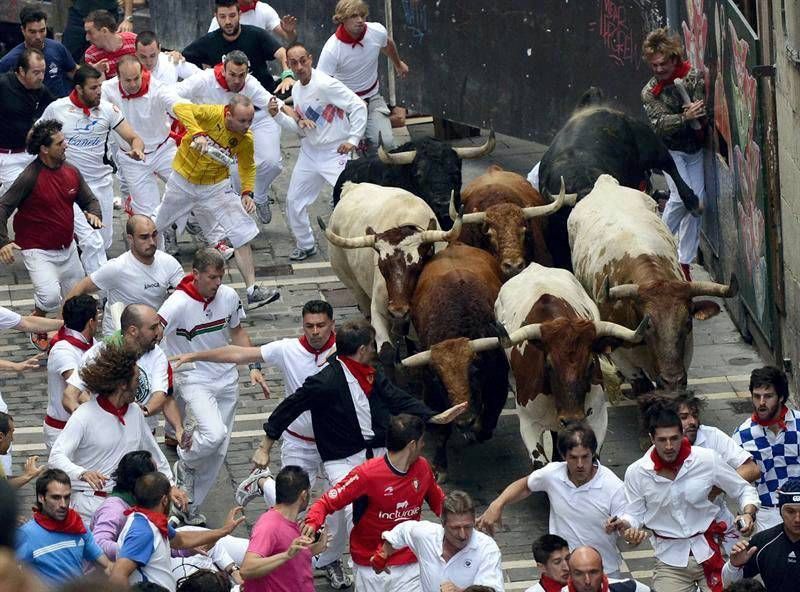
[274,68,366,251]
[149,53,200,86]
[90,250,183,335]
[44,328,95,449]
[158,277,245,509]
[84,32,138,79]
[101,74,187,217]
[0,306,22,475]
[208,2,280,33]
[48,397,172,525]
[382,520,504,592]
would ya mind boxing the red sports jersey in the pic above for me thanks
[305,455,444,567]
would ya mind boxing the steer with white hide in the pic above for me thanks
[494,262,648,468]
[318,182,461,365]
[569,175,737,393]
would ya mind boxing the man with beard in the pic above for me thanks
[48,334,185,525]
[83,9,137,79]
[67,216,184,336]
[16,468,112,586]
[733,366,800,531]
[39,64,145,274]
[565,546,650,592]
[0,5,76,97]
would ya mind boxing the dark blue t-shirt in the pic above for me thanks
[0,39,76,97]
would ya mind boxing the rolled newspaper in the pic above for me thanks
[190,138,235,167]
[674,78,702,131]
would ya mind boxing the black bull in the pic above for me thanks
[539,104,702,270]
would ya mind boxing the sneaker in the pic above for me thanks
[235,467,274,507]
[321,559,353,589]
[256,200,272,225]
[163,225,179,256]
[172,504,207,527]
[214,240,235,261]
[289,245,317,261]
[173,459,195,503]
[113,195,123,210]
[247,285,280,310]
[30,332,49,351]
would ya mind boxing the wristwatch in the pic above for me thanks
[248,362,262,371]
[125,15,133,22]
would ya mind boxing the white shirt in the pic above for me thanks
[0,306,21,329]
[158,284,245,384]
[208,3,280,33]
[90,250,184,335]
[527,462,627,574]
[259,337,335,442]
[46,330,96,423]
[101,77,186,152]
[67,341,170,431]
[39,96,125,183]
[276,68,367,149]
[695,425,752,469]
[317,22,388,98]
[176,68,278,110]
[621,446,760,567]
[559,581,650,592]
[382,520,504,592]
[150,52,201,86]
[49,397,172,493]
[341,362,374,439]
[118,512,176,591]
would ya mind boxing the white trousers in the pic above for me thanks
[72,203,107,274]
[86,177,115,251]
[117,141,177,218]
[177,378,239,508]
[43,423,63,452]
[756,506,783,531]
[20,243,85,312]
[317,447,387,568]
[72,488,106,529]
[663,149,706,265]
[354,562,421,592]
[0,152,35,195]
[230,112,282,205]
[156,173,259,249]
[364,94,395,151]
[286,145,349,250]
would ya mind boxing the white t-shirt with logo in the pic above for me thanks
[46,331,96,423]
[317,22,388,98]
[91,250,184,335]
[208,3,281,33]
[39,96,125,183]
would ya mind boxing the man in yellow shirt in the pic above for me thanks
[156,95,279,309]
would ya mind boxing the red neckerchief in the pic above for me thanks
[33,508,86,535]
[700,520,728,592]
[651,60,692,97]
[213,63,230,90]
[752,404,789,432]
[299,333,336,363]
[568,574,608,592]
[651,437,692,473]
[125,506,170,539]
[176,274,214,310]
[120,68,151,99]
[540,574,565,592]
[49,326,92,351]
[97,395,128,425]
[340,355,375,396]
[68,89,92,116]
[240,0,257,12]
[335,24,366,48]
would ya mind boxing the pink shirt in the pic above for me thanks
[244,509,313,592]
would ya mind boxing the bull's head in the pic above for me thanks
[601,275,738,390]
[318,215,462,324]
[451,177,574,279]
[498,317,648,426]
[401,336,502,434]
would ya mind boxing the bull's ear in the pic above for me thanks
[692,299,721,320]
[427,218,437,231]
[365,226,376,236]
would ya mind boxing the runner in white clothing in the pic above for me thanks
[272,42,367,261]
[208,0,297,42]
[67,216,184,336]
[158,248,268,526]
[317,0,409,153]
[135,31,201,86]
[176,50,283,226]
[525,534,570,592]
[48,343,188,526]
[44,295,98,450]
[102,56,187,218]
[39,64,145,272]
[477,423,628,577]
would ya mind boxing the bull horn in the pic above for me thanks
[507,323,543,345]
[419,204,464,243]
[400,349,432,368]
[594,315,650,343]
[468,336,503,353]
[689,275,738,298]
[608,283,640,300]
[317,216,376,249]
[378,132,416,165]
[522,176,567,219]
[453,130,496,159]
[449,191,485,225]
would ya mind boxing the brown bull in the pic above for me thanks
[402,243,508,480]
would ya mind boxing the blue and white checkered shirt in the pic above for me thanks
[732,407,800,507]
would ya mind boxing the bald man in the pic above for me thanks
[67,215,184,335]
[567,547,650,592]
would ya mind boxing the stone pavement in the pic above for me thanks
[0,123,767,590]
